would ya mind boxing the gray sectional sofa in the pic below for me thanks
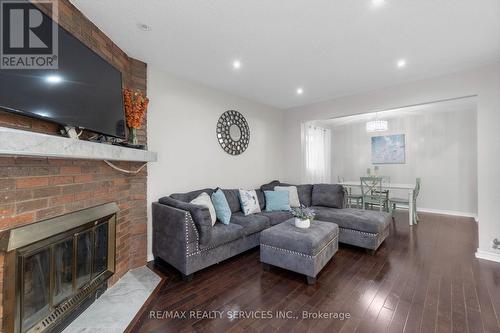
[152,180,392,279]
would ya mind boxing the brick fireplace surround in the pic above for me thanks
[0,0,148,328]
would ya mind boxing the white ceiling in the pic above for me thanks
[71,0,500,109]
[315,97,477,127]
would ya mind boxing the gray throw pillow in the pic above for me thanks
[311,184,344,208]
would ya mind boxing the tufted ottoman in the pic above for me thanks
[260,219,339,284]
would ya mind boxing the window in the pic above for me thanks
[302,123,331,183]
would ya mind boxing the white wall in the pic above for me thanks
[282,62,500,263]
[329,108,477,215]
[146,67,285,260]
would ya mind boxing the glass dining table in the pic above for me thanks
[338,180,418,225]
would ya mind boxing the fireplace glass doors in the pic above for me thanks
[53,239,73,306]
[22,249,51,330]
[1,204,118,333]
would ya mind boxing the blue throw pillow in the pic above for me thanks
[264,190,291,212]
[211,189,232,224]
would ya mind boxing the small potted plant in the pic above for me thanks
[291,206,316,229]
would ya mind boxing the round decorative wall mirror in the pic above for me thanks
[216,110,250,155]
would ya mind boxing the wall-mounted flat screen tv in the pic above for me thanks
[0,2,125,138]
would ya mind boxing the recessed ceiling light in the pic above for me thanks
[137,23,151,31]
[397,59,407,68]
[296,87,304,95]
[371,0,386,7]
[45,75,63,84]
[232,60,241,70]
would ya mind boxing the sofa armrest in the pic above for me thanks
[158,196,212,245]
[152,202,200,274]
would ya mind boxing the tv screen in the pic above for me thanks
[0,4,125,138]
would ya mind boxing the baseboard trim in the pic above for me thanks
[417,207,478,222]
[475,250,500,263]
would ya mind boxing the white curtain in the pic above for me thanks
[302,123,331,183]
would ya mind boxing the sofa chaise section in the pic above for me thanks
[262,181,392,251]
[312,206,391,250]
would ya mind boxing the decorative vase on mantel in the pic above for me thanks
[123,88,149,146]
[129,127,138,145]
[294,217,310,229]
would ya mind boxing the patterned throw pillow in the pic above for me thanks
[190,192,216,226]
[238,189,261,216]
[274,186,301,208]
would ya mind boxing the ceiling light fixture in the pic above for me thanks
[296,87,304,95]
[232,60,241,70]
[371,0,386,7]
[366,113,388,132]
[366,120,388,132]
[397,59,407,68]
[137,23,151,31]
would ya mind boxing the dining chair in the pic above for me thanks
[371,175,390,204]
[360,177,389,212]
[389,178,421,223]
[338,176,363,208]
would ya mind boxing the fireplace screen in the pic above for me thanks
[1,203,117,333]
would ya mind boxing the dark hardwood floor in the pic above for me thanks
[128,212,500,333]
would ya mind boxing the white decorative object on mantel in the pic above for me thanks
[0,126,157,162]
[295,218,310,229]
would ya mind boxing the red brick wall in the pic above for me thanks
[0,0,148,328]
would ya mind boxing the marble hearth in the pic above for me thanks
[63,266,161,333]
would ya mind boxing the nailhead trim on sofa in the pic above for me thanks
[339,227,378,238]
[184,212,200,256]
[184,211,241,258]
[376,225,391,247]
[260,234,339,259]
[339,225,390,249]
